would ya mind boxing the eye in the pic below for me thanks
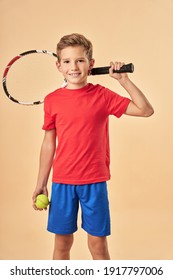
[78,59,85,63]
[63,60,70,64]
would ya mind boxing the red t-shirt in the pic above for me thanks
[42,83,131,184]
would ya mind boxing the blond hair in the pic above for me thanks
[56,33,93,62]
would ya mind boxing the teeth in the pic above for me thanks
[70,73,80,77]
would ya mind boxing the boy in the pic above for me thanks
[32,33,154,260]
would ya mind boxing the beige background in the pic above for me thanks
[0,0,173,260]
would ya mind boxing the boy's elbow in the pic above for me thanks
[143,106,154,117]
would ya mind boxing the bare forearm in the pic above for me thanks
[35,130,56,193]
[36,143,55,189]
[120,77,154,116]
[36,140,56,190]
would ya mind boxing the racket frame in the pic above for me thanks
[2,50,57,105]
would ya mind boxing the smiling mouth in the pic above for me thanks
[69,73,81,77]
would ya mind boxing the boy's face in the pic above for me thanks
[56,46,95,89]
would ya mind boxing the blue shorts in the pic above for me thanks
[47,182,110,237]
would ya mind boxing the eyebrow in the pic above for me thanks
[61,57,86,61]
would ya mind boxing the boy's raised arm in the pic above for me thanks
[109,61,154,117]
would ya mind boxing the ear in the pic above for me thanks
[56,61,62,72]
[89,59,95,70]
[88,59,95,76]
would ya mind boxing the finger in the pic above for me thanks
[109,61,114,74]
[33,203,43,211]
[113,61,125,71]
[32,191,39,202]
[115,61,121,70]
[33,200,39,210]
[32,195,40,210]
[33,203,38,210]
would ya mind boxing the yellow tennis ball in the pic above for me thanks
[36,194,49,209]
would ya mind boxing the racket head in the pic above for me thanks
[2,50,58,105]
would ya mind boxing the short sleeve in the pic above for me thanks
[42,97,56,130]
[104,88,131,118]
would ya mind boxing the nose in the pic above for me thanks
[71,61,78,71]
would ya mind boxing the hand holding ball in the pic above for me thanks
[35,194,49,209]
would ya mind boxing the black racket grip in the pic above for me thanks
[91,63,134,75]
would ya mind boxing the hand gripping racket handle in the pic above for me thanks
[91,63,134,75]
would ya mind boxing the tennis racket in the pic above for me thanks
[2,49,134,106]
